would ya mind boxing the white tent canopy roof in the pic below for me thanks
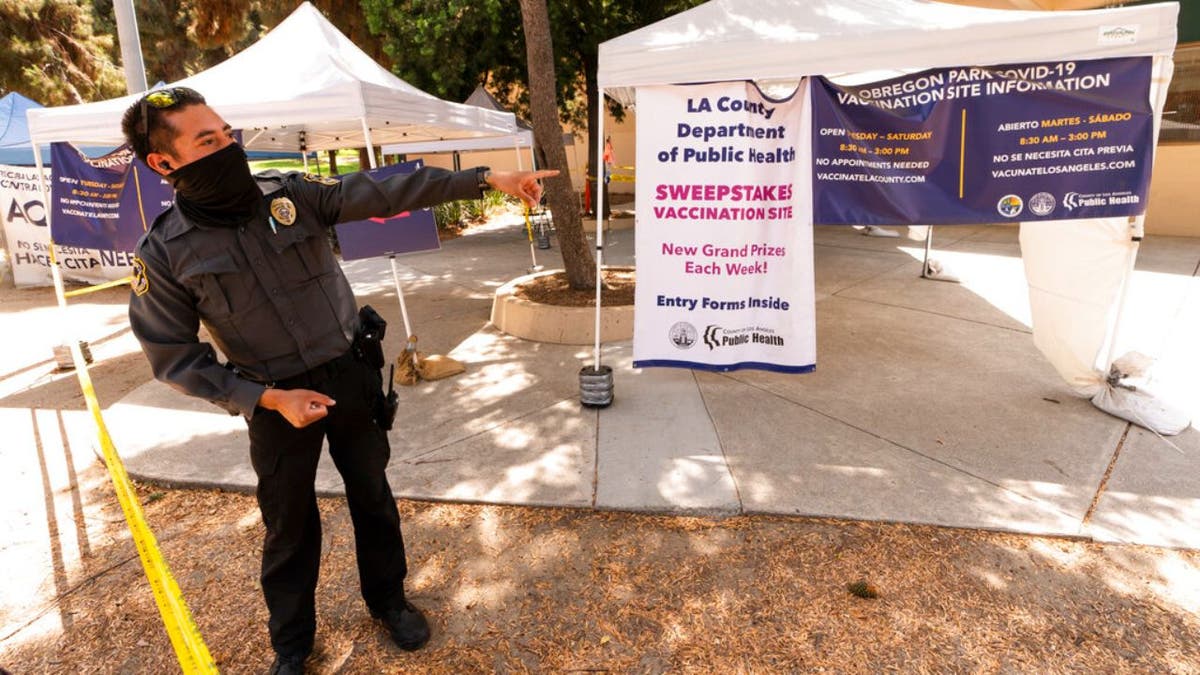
[598,0,1179,104]
[381,84,534,155]
[26,2,518,151]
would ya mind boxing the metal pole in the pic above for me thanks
[112,0,148,94]
[389,256,414,339]
[592,96,606,371]
[1103,217,1142,371]
[30,137,67,311]
[360,118,379,170]
[922,225,933,278]
[525,137,541,271]
[363,119,417,341]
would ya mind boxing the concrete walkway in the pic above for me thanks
[103,214,1200,549]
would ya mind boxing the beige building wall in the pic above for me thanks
[1146,143,1200,237]
[407,135,589,193]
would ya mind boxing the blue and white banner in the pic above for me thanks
[1,163,136,287]
[633,81,815,373]
[811,56,1154,225]
[49,143,172,252]
[334,160,441,261]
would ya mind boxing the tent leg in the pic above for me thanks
[592,100,606,371]
[360,117,379,170]
[1102,218,1142,371]
[922,225,933,278]
[389,256,414,339]
[526,141,543,273]
[920,225,959,283]
[31,137,85,361]
[580,88,613,408]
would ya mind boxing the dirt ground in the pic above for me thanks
[514,268,636,307]
[2,281,1200,674]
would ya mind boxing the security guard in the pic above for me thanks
[120,87,554,674]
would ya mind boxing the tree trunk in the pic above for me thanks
[357,146,381,170]
[519,0,595,290]
[327,149,339,175]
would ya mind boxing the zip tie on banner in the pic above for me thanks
[66,341,218,673]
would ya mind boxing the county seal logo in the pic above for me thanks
[669,322,698,349]
[997,194,1023,218]
[1029,192,1056,217]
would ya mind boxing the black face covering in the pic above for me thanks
[167,142,261,225]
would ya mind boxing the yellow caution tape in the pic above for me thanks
[62,276,135,298]
[65,340,218,673]
[522,205,535,242]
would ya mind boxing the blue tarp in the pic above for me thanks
[0,92,49,165]
[0,92,115,165]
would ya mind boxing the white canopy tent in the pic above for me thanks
[26,1,520,355]
[382,85,535,156]
[593,0,1187,431]
[25,2,518,152]
[599,0,1177,103]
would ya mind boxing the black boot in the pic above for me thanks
[266,652,306,675]
[371,601,431,651]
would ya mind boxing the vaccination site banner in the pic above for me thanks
[633,81,816,373]
[811,56,1154,225]
[1,163,137,287]
[50,142,172,252]
[334,160,440,261]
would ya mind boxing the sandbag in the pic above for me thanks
[1089,352,1190,436]
[417,354,465,381]
[393,335,466,386]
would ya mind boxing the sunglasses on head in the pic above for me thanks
[137,87,199,139]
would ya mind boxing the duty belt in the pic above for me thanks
[245,350,359,390]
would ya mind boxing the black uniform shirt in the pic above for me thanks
[129,166,481,419]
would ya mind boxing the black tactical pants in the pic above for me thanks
[247,351,407,659]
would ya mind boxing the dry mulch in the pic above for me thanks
[513,268,635,308]
[3,480,1200,674]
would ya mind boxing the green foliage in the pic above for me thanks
[483,188,511,213]
[462,198,485,222]
[360,0,522,104]
[0,0,126,104]
[431,191,512,231]
[248,149,360,176]
[361,0,705,128]
[433,200,465,230]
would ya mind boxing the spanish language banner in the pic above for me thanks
[334,160,440,261]
[633,81,816,373]
[811,56,1154,225]
[1,163,136,287]
[49,143,172,252]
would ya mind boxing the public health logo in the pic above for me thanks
[1063,192,1081,211]
[1029,192,1056,217]
[669,322,698,349]
[997,194,1023,218]
[703,325,723,350]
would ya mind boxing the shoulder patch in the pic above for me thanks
[302,173,340,186]
[131,257,150,296]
